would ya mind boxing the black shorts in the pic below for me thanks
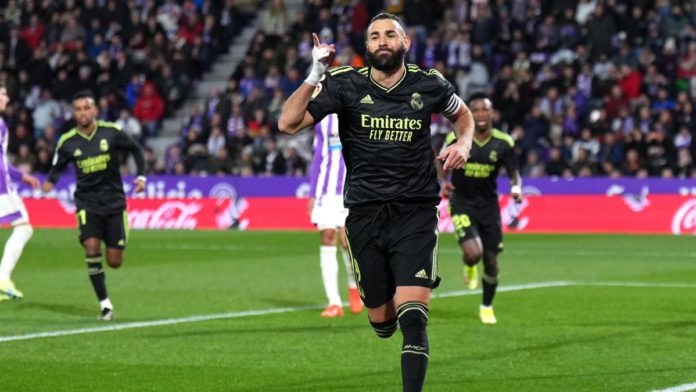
[344,202,441,309]
[448,199,503,253]
[76,209,129,249]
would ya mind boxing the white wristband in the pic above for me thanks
[136,176,147,183]
[511,185,521,195]
[306,45,331,86]
[304,73,321,87]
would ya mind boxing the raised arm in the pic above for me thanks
[277,84,317,134]
[278,33,334,135]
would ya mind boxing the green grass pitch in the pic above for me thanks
[1,230,695,391]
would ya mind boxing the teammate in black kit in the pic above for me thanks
[440,92,522,324]
[278,13,474,392]
[41,91,146,321]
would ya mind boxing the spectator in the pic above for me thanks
[21,14,44,50]
[675,148,694,178]
[35,125,57,152]
[522,105,550,153]
[207,126,226,157]
[262,0,290,36]
[645,130,673,176]
[7,25,31,68]
[30,89,61,137]
[143,147,163,175]
[598,133,625,168]
[132,81,164,138]
[285,145,306,176]
[207,147,234,175]
[165,145,184,174]
[571,148,598,176]
[9,123,33,155]
[262,138,286,176]
[13,144,35,170]
[621,148,643,176]
[572,128,601,162]
[181,104,204,140]
[521,150,546,178]
[226,104,246,138]
[237,145,255,177]
[33,148,53,174]
[60,16,86,51]
[545,147,569,176]
[116,109,143,143]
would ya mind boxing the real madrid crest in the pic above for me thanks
[410,92,423,110]
[100,139,109,152]
[310,75,326,101]
[489,151,498,162]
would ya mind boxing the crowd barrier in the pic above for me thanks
[18,176,696,234]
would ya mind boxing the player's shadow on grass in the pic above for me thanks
[20,302,92,318]
[461,319,695,363]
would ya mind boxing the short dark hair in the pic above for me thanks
[467,92,491,106]
[369,13,405,30]
[72,90,95,102]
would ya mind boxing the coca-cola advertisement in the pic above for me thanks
[24,199,235,230]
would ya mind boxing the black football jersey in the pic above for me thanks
[48,121,145,214]
[308,65,461,207]
[446,128,517,206]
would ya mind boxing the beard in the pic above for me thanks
[366,45,407,73]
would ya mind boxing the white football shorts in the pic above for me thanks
[311,195,348,230]
[0,193,29,226]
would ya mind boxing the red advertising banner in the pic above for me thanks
[439,195,696,235]
[235,195,696,234]
[23,195,696,234]
[24,198,234,230]
[236,197,314,230]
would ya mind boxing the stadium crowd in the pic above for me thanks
[2,0,696,179]
[0,0,249,174]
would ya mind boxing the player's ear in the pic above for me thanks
[403,34,411,52]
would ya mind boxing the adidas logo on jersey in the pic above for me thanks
[360,94,374,105]
[73,149,82,157]
[415,269,428,279]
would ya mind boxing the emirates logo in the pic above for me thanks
[671,199,696,235]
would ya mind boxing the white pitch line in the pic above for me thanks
[581,281,696,289]
[433,280,575,299]
[0,305,323,343]
[0,280,693,344]
[0,281,569,344]
[651,382,696,392]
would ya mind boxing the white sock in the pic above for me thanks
[0,224,33,281]
[340,247,357,289]
[320,245,341,305]
[100,298,113,310]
